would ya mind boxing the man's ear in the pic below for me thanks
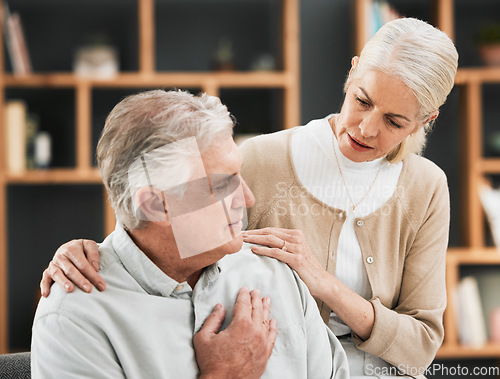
[135,187,168,223]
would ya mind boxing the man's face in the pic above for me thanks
[164,136,255,259]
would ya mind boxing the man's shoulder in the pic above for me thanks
[218,243,301,291]
[33,238,125,325]
[220,243,293,272]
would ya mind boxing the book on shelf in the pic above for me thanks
[5,100,27,173]
[4,100,48,173]
[3,2,32,75]
[474,270,500,342]
[479,180,500,251]
[454,276,488,347]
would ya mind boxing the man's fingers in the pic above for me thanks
[250,289,263,323]
[262,296,271,323]
[233,286,252,321]
[198,303,226,337]
[267,319,278,350]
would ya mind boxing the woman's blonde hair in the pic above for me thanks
[345,17,458,163]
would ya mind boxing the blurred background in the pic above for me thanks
[1,0,500,377]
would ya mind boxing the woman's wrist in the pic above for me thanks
[310,270,339,301]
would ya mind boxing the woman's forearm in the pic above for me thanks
[316,271,375,340]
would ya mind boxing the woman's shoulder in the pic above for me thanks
[398,154,449,210]
[403,153,448,184]
[239,128,294,156]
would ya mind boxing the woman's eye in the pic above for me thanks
[356,97,369,107]
[388,118,402,129]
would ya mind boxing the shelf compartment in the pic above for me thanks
[6,183,105,351]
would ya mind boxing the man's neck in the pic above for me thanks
[127,224,207,288]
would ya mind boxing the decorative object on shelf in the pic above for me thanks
[479,179,500,251]
[25,113,39,169]
[250,53,276,71]
[34,131,52,169]
[487,131,500,156]
[476,23,500,66]
[362,0,402,43]
[74,34,119,79]
[4,100,27,173]
[2,2,32,75]
[212,37,235,71]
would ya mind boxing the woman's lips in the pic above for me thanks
[348,134,373,152]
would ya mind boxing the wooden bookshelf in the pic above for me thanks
[354,0,500,361]
[0,0,300,353]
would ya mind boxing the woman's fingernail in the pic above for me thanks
[64,283,70,291]
[92,261,100,271]
[214,303,222,311]
[83,284,90,292]
[98,282,105,291]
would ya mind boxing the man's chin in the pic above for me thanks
[221,234,244,255]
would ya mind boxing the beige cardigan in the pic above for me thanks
[240,128,449,374]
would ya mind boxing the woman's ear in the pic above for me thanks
[349,56,360,77]
[135,187,168,223]
[424,110,439,126]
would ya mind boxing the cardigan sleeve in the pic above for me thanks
[352,167,449,375]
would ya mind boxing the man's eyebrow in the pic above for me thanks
[359,87,411,122]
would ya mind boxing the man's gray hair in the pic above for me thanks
[97,89,234,230]
[345,17,459,163]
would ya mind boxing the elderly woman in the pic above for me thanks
[41,17,458,377]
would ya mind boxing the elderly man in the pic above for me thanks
[31,90,348,378]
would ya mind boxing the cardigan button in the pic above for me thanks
[366,256,374,264]
[356,220,364,227]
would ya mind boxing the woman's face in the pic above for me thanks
[333,64,433,163]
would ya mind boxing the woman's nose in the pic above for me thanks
[359,113,380,138]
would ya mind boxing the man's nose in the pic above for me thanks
[232,178,255,208]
